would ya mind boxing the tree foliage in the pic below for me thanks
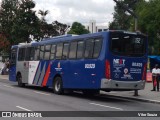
[0,33,10,52]
[0,0,68,53]
[0,0,39,47]
[110,0,160,55]
[109,0,136,30]
[68,22,90,35]
[136,0,160,55]
[52,20,69,36]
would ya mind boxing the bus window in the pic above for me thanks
[50,44,56,60]
[35,46,40,60]
[77,41,84,59]
[93,38,102,58]
[25,47,35,61]
[62,43,69,59]
[110,32,146,57]
[84,39,94,59]
[69,41,77,59]
[30,47,35,60]
[40,46,44,60]
[18,48,25,61]
[44,45,51,60]
[56,43,63,59]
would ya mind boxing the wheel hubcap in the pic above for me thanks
[55,81,60,92]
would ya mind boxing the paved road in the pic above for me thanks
[0,79,160,120]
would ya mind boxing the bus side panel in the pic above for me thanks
[37,60,48,86]
[82,59,104,89]
[16,61,29,83]
[28,61,40,84]
[46,61,57,87]
[30,60,49,86]
[44,60,69,88]
[47,59,104,89]
[61,33,107,89]
[9,64,16,82]
[64,59,85,88]
[60,60,70,88]
[9,47,18,82]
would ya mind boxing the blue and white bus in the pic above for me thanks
[9,31,148,95]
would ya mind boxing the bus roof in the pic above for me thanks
[11,31,146,48]
[31,31,107,46]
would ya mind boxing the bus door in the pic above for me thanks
[16,47,30,84]
[27,47,39,85]
[9,48,17,81]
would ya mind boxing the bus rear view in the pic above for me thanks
[101,31,147,91]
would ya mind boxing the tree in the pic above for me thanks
[52,20,69,35]
[68,22,90,35]
[0,33,10,52]
[135,0,160,55]
[0,0,71,49]
[0,0,18,46]
[16,0,40,43]
[0,0,39,46]
[37,9,50,39]
[37,11,68,40]
[110,0,160,55]
[109,0,138,31]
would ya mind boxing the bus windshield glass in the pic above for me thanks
[110,32,146,57]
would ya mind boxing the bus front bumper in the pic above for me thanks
[101,79,145,90]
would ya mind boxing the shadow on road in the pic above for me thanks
[11,84,133,103]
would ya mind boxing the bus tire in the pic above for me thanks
[53,77,63,95]
[17,74,25,87]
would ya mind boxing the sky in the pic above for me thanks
[33,0,116,27]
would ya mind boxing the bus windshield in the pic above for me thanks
[110,32,146,57]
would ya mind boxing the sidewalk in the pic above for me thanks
[0,75,8,80]
[101,82,160,104]
[0,62,4,68]
[0,75,160,104]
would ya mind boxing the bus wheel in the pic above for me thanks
[17,74,25,87]
[53,77,63,95]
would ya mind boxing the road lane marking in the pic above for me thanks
[16,106,32,111]
[3,84,14,88]
[34,91,51,96]
[109,92,118,93]
[90,103,123,111]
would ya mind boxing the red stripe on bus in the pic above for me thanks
[42,63,51,86]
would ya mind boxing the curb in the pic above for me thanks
[101,94,160,104]
[0,75,8,80]
[0,78,8,80]
[0,77,8,80]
